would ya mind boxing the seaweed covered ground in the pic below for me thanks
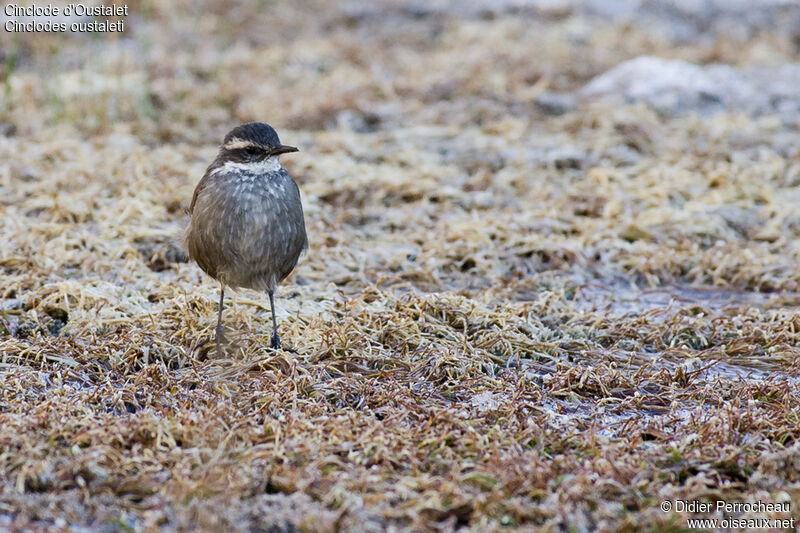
[2,1,800,531]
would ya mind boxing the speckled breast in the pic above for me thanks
[189,167,307,292]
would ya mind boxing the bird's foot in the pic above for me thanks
[269,334,299,354]
[270,332,281,351]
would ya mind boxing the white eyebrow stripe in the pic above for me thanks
[224,138,260,150]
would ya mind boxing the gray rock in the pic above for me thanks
[579,56,800,117]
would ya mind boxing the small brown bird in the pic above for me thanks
[184,122,307,353]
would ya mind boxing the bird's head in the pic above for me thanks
[218,122,298,167]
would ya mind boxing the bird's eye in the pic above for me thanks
[245,147,260,157]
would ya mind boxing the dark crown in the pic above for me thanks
[223,122,281,148]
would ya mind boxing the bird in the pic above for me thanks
[183,122,307,354]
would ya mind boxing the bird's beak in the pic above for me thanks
[272,145,299,155]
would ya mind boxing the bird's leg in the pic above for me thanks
[215,285,227,355]
[269,290,280,350]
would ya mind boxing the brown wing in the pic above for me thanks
[189,159,223,214]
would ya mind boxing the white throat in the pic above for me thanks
[222,156,282,173]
